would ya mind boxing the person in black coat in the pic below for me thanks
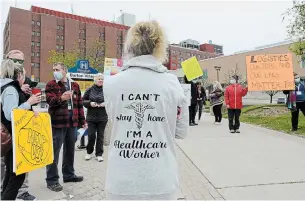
[184,76,198,126]
[82,73,108,162]
[196,82,206,122]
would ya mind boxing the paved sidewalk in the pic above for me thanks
[177,113,305,200]
[28,143,222,200]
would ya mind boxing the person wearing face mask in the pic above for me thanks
[82,73,108,162]
[45,62,87,192]
[224,75,248,133]
[283,72,305,131]
[3,50,37,201]
[210,81,224,124]
[0,59,41,200]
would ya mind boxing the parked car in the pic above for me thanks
[277,97,286,104]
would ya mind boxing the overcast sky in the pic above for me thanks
[1,0,293,58]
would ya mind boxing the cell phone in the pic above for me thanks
[29,81,38,88]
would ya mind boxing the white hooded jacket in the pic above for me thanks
[104,55,189,199]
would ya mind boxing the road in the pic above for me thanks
[177,113,305,200]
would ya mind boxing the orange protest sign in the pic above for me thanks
[246,54,295,91]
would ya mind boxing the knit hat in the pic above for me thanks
[6,50,24,60]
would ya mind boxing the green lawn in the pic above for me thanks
[224,104,305,137]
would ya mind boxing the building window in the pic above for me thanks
[56,45,59,50]
[31,42,35,46]
[31,52,35,57]
[32,31,35,36]
[35,63,40,68]
[61,36,64,40]
[36,42,40,47]
[60,45,64,50]
[56,35,60,40]
[31,63,35,67]
[36,52,40,57]
[36,32,40,37]
[60,26,64,30]
[100,32,104,37]
[57,25,60,30]
[31,20,35,25]
[36,21,41,26]
[34,77,40,82]
[79,30,85,34]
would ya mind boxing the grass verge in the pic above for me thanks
[223,104,305,137]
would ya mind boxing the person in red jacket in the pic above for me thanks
[224,75,248,133]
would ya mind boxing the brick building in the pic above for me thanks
[3,6,129,82]
[166,44,222,70]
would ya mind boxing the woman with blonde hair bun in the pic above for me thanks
[104,21,189,200]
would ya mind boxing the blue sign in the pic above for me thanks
[68,60,98,74]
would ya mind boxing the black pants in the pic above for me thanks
[291,101,305,130]
[1,150,25,200]
[197,101,204,120]
[46,127,77,185]
[87,121,107,156]
[189,104,197,124]
[228,109,241,130]
[213,104,223,122]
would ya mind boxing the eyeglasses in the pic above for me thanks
[9,58,24,64]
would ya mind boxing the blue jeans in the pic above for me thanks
[45,127,77,185]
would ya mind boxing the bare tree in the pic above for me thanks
[85,38,107,72]
[223,63,247,86]
[264,91,279,104]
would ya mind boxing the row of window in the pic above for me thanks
[31,20,41,26]
[32,31,41,37]
[31,42,40,47]
[57,35,64,40]
[31,52,40,57]
[171,50,205,59]
[57,25,64,30]
[56,45,64,50]
[31,63,40,68]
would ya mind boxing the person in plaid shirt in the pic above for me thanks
[45,62,87,192]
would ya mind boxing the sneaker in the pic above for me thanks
[230,130,235,133]
[85,154,92,160]
[291,128,297,132]
[235,129,240,133]
[189,123,195,126]
[16,192,36,201]
[47,183,63,192]
[63,175,84,183]
[193,122,198,126]
[77,145,86,150]
[97,156,104,162]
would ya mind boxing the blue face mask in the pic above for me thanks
[53,71,63,81]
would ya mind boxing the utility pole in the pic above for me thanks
[214,66,221,82]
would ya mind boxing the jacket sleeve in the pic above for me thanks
[175,81,189,139]
[76,83,86,126]
[1,86,31,121]
[82,87,91,108]
[45,82,65,107]
[224,87,230,106]
[242,87,248,97]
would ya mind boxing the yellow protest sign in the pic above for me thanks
[12,109,53,175]
[246,54,295,91]
[181,56,203,81]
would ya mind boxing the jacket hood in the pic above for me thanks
[0,78,14,87]
[122,55,168,73]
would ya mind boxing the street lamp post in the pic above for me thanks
[214,66,221,82]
